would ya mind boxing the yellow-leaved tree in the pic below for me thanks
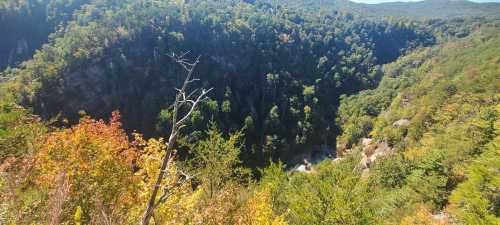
[234,162,289,225]
[128,133,194,224]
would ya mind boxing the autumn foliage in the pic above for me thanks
[36,111,139,224]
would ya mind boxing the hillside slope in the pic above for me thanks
[1,0,436,166]
[0,1,498,224]
[332,28,499,223]
[0,0,93,70]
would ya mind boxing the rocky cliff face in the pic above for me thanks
[358,138,393,176]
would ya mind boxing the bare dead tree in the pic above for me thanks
[140,52,212,225]
[47,172,69,225]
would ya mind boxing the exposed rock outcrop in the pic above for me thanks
[332,137,393,178]
[393,118,411,127]
[359,138,393,175]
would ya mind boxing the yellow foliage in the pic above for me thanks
[74,206,82,225]
[235,187,288,225]
[128,133,194,224]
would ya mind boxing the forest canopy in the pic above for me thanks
[0,0,499,224]
[2,0,438,166]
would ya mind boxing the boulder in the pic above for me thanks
[360,152,370,170]
[369,141,393,162]
[393,119,410,127]
[358,140,393,174]
[361,138,373,147]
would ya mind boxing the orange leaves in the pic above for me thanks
[35,111,139,223]
[38,111,135,182]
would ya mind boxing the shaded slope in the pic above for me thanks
[3,0,434,166]
[0,0,93,70]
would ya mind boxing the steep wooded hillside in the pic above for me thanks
[332,28,499,224]
[3,0,435,166]
[0,0,92,69]
[0,1,499,224]
[3,0,498,70]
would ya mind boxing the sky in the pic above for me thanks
[350,0,500,3]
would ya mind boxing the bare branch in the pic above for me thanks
[186,88,200,100]
[175,88,213,127]
[140,53,211,225]
[153,170,197,210]
[179,51,190,59]
[187,78,200,83]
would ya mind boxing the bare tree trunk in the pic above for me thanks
[140,53,211,225]
[47,172,69,225]
[140,142,175,225]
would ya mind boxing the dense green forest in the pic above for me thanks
[0,0,92,69]
[1,0,438,166]
[0,0,499,224]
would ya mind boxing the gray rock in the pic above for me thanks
[393,119,411,127]
[361,138,373,147]
[369,142,393,162]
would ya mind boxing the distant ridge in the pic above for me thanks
[263,0,500,19]
[340,0,500,19]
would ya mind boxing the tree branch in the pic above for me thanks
[140,53,210,225]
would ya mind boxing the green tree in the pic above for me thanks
[192,122,248,198]
[449,138,500,225]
